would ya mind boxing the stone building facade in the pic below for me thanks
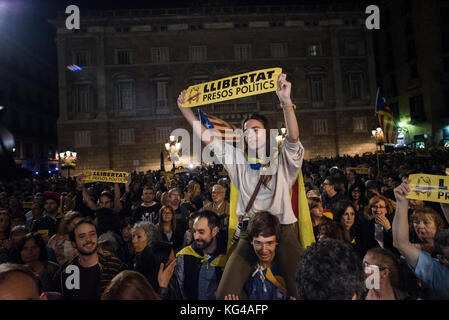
[51,4,379,174]
[375,0,449,148]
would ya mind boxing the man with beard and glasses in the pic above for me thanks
[175,210,227,300]
[54,218,125,300]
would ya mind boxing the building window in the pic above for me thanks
[75,131,91,147]
[117,82,134,110]
[310,75,324,102]
[270,43,288,59]
[410,95,426,123]
[151,47,169,63]
[189,46,207,62]
[73,84,90,113]
[344,41,365,56]
[156,127,172,143]
[118,128,135,145]
[353,117,368,132]
[234,44,251,61]
[307,44,322,57]
[349,73,363,99]
[74,51,89,67]
[156,82,168,108]
[313,119,328,135]
[116,50,131,65]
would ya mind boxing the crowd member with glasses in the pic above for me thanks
[224,211,288,300]
[393,180,449,299]
[355,195,398,258]
[363,247,421,300]
[321,176,347,214]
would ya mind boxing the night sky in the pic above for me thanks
[1,0,367,69]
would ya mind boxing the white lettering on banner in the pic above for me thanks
[365,5,380,30]
[365,265,380,290]
[65,5,80,30]
[65,265,80,290]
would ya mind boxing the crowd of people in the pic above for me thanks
[0,74,448,300]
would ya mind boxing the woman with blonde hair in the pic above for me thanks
[410,207,445,254]
[47,211,82,265]
[356,195,398,258]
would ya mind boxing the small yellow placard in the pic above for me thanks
[182,68,282,108]
[83,170,129,184]
[407,174,449,204]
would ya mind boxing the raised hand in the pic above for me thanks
[394,180,410,203]
[177,90,187,110]
[158,258,177,288]
[276,73,293,107]
[375,215,391,231]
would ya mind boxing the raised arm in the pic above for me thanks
[392,180,420,268]
[276,74,299,143]
[177,90,213,145]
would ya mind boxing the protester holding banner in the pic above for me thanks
[393,180,449,299]
[177,73,303,299]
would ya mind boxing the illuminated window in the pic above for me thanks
[415,141,425,149]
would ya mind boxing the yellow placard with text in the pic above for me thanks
[182,68,282,108]
[407,174,449,204]
[83,170,129,184]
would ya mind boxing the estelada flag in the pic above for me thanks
[375,88,398,144]
[199,110,240,143]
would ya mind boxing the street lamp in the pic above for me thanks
[276,126,287,145]
[165,137,181,171]
[59,150,77,178]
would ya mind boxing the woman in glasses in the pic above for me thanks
[355,195,398,258]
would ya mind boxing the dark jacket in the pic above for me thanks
[55,252,126,299]
[354,216,400,258]
[175,230,227,300]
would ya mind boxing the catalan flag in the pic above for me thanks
[198,110,240,143]
[375,88,398,144]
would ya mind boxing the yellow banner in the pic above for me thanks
[182,68,282,108]
[83,170,129,184]
[346,167,370,175]
[407,174,449,204]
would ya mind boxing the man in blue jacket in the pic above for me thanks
[176,210,227,300]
